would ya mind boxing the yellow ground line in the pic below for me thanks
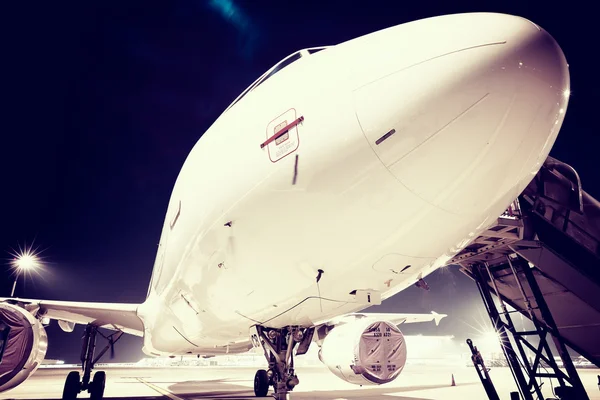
[136,377,184,400]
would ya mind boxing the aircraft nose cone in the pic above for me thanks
[352,13,570,215]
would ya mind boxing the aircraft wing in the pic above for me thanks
[323,311,447,327]
[0,298,144,336]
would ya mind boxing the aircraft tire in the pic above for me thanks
[254,369,269,397]
[62,371,80,400]
[89,371,106,400]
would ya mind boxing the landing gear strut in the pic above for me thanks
[62,324,123,400]
[251,325,314,399]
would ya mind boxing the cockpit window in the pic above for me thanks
[224,46,330,112]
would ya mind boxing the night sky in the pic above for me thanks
[1,1,597,363]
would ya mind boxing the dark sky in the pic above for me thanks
[0,1,597,363]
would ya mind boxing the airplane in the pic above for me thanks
[0,11,569,400]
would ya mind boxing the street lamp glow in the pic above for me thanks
[8,244,44,297]
[13,253,40,271]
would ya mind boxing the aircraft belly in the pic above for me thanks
[147,106,488,347]
[183,122,466,331]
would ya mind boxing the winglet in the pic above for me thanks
[431,311,447,326]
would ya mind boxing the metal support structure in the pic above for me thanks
[467,338,500,400]
[10,278,17,298]
[470,256,589,400]
[516,257,588,399]
[505,257,569,387]
[80,324,98,389]
[484,260,548,400]
[473,264,534,400]
[77,325,124,391]
[93,331,124,365]
[454,159,599,399]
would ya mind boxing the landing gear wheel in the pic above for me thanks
[254,369,269,397]
[89,371,106,400]
[62,371,80,400]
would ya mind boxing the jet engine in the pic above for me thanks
[318,319,407,385]
[0,303,48,393]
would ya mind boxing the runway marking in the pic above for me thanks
[136,378,184,400]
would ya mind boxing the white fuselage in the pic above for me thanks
[136,12,570,356]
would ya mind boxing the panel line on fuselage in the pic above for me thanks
[354,41,507,91]
[235,296,348,327]
[172,325,199,347]
[387,92,490,170]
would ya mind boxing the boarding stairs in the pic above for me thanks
[450,156,600,400]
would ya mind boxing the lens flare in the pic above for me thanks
[8,242,45,275]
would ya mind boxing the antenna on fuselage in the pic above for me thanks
[316,269,324,312]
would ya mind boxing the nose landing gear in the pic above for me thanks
[251,325,314,399]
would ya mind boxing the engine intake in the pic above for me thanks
[319,319,407,385]
[0,303,48,393]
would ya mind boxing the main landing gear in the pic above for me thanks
[62,324,123,400]
[251,325,314,400]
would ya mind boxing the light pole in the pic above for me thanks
[10,253,40,297]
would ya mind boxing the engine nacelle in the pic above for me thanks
[318,319,407,385]
[0,303,48,393]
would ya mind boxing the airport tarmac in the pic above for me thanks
[3,364,599,400]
